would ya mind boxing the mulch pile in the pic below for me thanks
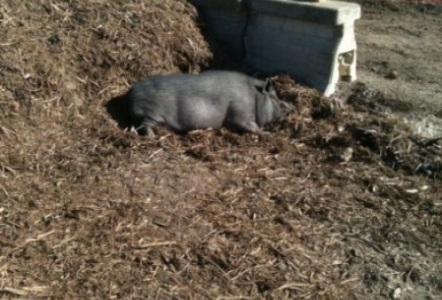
[0,0,441,299]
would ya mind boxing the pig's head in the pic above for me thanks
[255,79,291,127]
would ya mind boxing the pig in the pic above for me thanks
[125,70,287,137]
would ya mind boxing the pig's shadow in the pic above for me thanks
[104,93,132,130]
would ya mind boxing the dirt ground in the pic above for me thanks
[341,0,442,138]
[0,1,441,300]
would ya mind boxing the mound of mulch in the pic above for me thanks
[0,0,211,135]
[0,1,441,299]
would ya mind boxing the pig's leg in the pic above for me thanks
[233,120,269,135]
[135,118,157,138]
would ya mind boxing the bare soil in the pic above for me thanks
[340,0,442,137]
[0,1,441,300]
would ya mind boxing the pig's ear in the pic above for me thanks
[254,78,274,94]
[264,78,272,92]
[263,79,279,99]
[254,80,266,93]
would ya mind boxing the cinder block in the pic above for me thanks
[190,0,361,96]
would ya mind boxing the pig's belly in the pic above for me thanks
[173,100,227,132]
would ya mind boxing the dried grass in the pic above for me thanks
[0,1,441,299]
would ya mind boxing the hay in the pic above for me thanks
[0,0,441,299]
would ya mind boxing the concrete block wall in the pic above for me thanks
[190,0,361,96]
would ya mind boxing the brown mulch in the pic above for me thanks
[0,0,441,299]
